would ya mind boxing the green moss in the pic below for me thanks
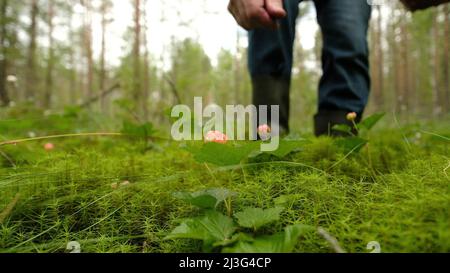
[0,115,448,253]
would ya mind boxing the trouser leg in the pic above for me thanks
[248,0,301,133]
[313,0,372,136]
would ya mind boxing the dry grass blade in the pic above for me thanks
[0,193,21,224]
[0,133,124,147]
[317,227,347,254]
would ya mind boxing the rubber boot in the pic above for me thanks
[314,110,361,137]
[252,75,291,135]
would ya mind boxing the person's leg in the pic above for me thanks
[248,0,300,133]
[313,0,372,136]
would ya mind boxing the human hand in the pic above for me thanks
[228,0,286,30]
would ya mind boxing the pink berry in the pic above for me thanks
[205,130,228,144]
[44,143,55,151]
[258,124,272,141]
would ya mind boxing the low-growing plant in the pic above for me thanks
[164,188,313,253]
[333,112,386,153]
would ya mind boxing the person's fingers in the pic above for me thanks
[250,8,278,29]
[228,2,246,29]
[228,0,278,30]
[265,0,286,19]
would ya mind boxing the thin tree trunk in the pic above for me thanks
[142,0,150,119]
[100,0,107,110]
[393,18,402,112]
[44,0,54,108]
[68,2,76,104]
[376,5,384,108]
[82,0,94,98]
[234,30,241,105]
[443,4,449,113]
[133,0,141,111]
[26,0,39,102]
[0,0,9,106]
[400,12,409,114]
[433,7,441,116]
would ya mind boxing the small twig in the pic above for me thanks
[317,227,347,254]
[0,133,124,147]
[0,148,16,168]
[0,132,170,147]
[0,193,21,224]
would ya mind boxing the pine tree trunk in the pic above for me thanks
[26,0,39,102]
[100,0,107,110]
[0,0,10,106]
[432,7,441,116]
[376,5,384,108]
[133,0,141,112]
[82,0,94,98]
[68,2,77,104]
[443,4,449,113]
[234,30,241,105]
[142,0,150,120]
[44,0,54,108]
[0,0,9,106]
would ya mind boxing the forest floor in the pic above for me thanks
[0,109,449,253]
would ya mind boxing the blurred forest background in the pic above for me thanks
[0,0,448,132]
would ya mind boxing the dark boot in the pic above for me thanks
[314,110,361,137]
[252,75,291,134]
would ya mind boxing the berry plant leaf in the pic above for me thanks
[332,124,352,134]
[334,137,368,153]
[173,192,218,209]
[188,142,259,166]
[359,113,385,131]
[173,188,237,209]
[234,207,284,230]
[223,224,312,253]
[165,211,237,244]
[266,140,306,158]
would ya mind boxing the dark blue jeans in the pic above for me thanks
[248,0,372,114]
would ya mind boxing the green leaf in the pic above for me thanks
[266,140,306,158]
[213,232,254,248]
[234,207,283,230]
[173,192,218,209]
[173,188,237,209]
[359,113,385,131]
[332,124,352,134]
[165,211,237,244]
[334,137,368,153]
[205,188,238,204]
[283,224,310,252]
[188,142,259,166]
[223,224,312,253]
